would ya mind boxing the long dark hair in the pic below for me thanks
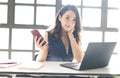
[50,5,81,43]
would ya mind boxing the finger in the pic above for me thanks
[40,40,46,46]
[72,27,75,32]
[34,36,38,44]
[35,37,43,48]
[34,36,37,41]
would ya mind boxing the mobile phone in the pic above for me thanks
[31,29,46,46]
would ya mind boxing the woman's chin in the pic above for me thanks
[66,29,72,32]
[65,30,69,32]
[63,28,72,32]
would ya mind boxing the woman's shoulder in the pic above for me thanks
[45,31,51,40]
[46,25,55,31]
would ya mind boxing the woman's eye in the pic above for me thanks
[66,17,69,20]
[73,19,76,21]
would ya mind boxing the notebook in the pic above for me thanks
[60,42,116,70]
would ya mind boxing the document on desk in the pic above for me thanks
[17,61,45,70]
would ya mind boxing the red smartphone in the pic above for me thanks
[31,29,46,46]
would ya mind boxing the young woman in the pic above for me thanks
[35,5,84,63]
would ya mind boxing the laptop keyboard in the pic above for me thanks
[60,62,81,70]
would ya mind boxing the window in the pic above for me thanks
[0,4,7,24]
[15,6,34,24]
[81,31,102,51]
[15,0,34,4]
[0,28,9,49]
[83,0,101,6]
[82,8,101,27]
[62,0,81,6]
[37,0,56,4]
[107,0,120,28]
[36,6,55,26]
[0,0,119,60]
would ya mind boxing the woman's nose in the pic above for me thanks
[67,20,75,26]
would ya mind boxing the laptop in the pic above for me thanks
[60,42,116,70]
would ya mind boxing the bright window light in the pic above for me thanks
[0,28,9,49]
[0,51,8,60]
[37,0,56,4]
[105,32,120,53]
[81,31,102,51]
[83,0,101,7]
[82,8,101,27]
[0,0,8,2]
[15,6,34,24]
[36,7,55,26]
[15,0,34,4]
[0,5,7,24]
[11,52,32,61]
[12,29,33,50]
[107,9,120,28]
[62,0,81,6]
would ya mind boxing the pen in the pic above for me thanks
[0,62,17,64]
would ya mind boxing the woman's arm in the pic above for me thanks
[35,32,48,62]
[67,30,84,63]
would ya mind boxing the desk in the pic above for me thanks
[0,55,120,77]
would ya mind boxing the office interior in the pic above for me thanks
[0,0,120,78]
[0,0,120,74]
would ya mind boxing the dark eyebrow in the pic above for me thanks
[66,15,76,19]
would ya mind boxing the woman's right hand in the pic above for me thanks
[34,32,48,62]
[34,36,47,50]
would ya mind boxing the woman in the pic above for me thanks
[35,5,84,63]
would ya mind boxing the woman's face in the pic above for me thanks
[58,10,76,32]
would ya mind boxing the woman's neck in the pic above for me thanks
[61,29,69,54]
[61,29,67,37]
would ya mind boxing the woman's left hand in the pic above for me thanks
[67,28,75,36]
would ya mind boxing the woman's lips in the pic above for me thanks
[66,25,71,28]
